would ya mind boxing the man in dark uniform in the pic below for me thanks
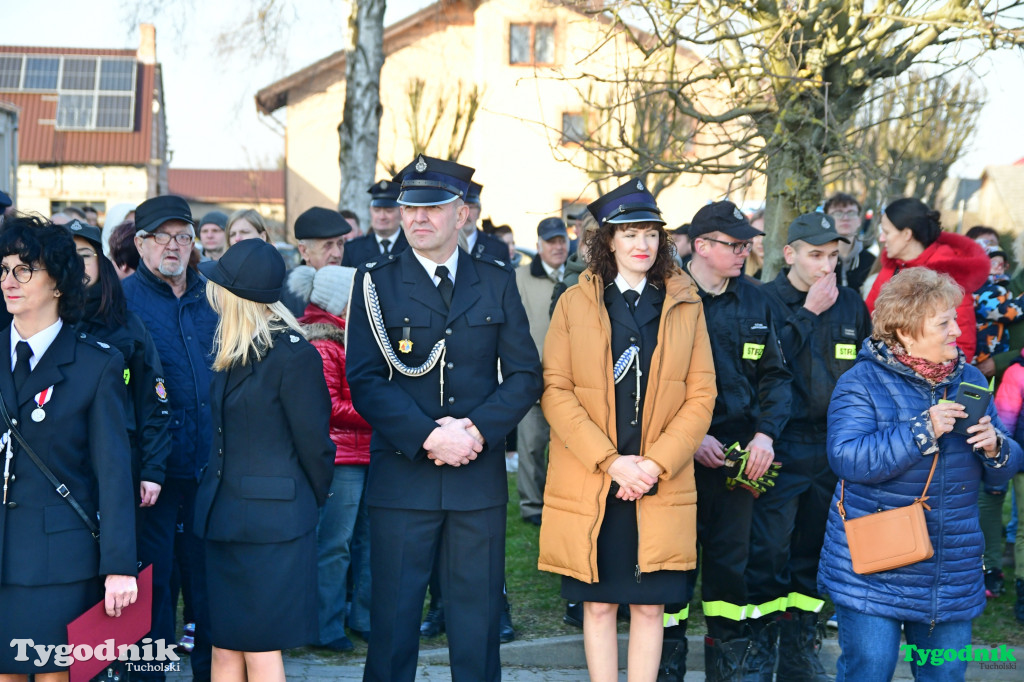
[678,201,793,680]
[281,207,352,316]
[745,213,870,679]
[346,154,542,682]
[342,179,409,267]
[460,181,510,261]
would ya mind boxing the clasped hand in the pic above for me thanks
[425,416,484,467]
[694,433,775,480]
[608,455,662,501]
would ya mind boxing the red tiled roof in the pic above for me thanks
[0,58,157,165]
[168,169,284,204]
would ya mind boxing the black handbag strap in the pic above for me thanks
[0,391,100,540]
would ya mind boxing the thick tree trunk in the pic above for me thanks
[761,138,825,281]
[338,0,386,231]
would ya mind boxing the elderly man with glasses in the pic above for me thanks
[123,195,218,682]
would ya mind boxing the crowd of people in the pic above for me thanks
[0,168,1022,682]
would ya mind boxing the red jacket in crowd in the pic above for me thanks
[299,304,372,466]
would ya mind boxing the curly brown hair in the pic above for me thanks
[584,220,676,284]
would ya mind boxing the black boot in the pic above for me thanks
[743,617,777,681]
[419,604,445,638]
[1016,579,1024,624]
[705,635,749,682]
[499,596,516,643]
[776,610,829,681]
[658,621,688,682]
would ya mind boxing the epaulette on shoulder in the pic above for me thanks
[76,331,119,356]
[359,254,399,272]
[473,252,514,271]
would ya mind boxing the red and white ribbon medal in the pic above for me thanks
[32,385,53,422]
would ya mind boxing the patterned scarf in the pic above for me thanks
[889,342,956,384]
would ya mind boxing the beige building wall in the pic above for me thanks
[282,0,743,243]
[17,164,150,218]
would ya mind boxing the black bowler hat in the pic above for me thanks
[294,207,352,240]
[367,179,400,208]
[466,181,483,206]
[398,154,475,206]
[689,201,762,241]
[587,178,665,226]
[65,219,103,251]
[198,238,285,303]
[136,195,194,234]
[787,212,849,246]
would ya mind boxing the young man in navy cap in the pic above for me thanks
[342,179,409,266]
[124,194,217,682]
[346,154,541,682]
[460,181,511,261]
[281,206,352,316]
[677,200,793,679]
[745,213,869,679]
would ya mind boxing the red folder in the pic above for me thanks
[67,565,154,682]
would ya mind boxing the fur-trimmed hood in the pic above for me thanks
[876,231,989,294]
[303,321,346,345]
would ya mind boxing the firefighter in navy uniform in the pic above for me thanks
[342,179,409,267]
[666,201,793,681]
[345,154,542,682]
[460,181,509,261]
[745,213,870,680]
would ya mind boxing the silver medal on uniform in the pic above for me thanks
[31,408,45,422]
[32,385,54,422]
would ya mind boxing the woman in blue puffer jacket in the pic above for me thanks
[819,267,1021,682]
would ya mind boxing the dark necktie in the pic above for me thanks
[623,290,640,315]
[380,239,391,255]
[13,341,32,390]
[435,266,454,309]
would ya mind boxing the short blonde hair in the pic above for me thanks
[206,281,304,371]
[872,267,963,347]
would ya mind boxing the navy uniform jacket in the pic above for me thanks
[342,230,409,267]
[0,324,137,586]
[193,331,335,544]
[467,229,509,262]
[346,248,543,511]
[763,272,871,438]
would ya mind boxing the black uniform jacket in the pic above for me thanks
[763,272,871,439]
[193,331,335,544]
[687,267,793,445]
[346,247,543,511]
[77,311,171,486]
[467,229,510,262]
[342,230,409,268]
[0,323,137,586]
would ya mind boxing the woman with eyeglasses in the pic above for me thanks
[67,220,171,520]
[0,215,139,680]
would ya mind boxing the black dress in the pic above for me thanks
[561,282,691,605]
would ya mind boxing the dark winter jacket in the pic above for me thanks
[122,263,218,480]
[818,338,1021,624]
[549,251,588,316]
[763,272,870,440]
[299,305,372,466]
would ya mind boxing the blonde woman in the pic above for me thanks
[226,208,271,246]
[194,239,334,682]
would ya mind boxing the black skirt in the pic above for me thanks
[0,578,102,673]
[205,529,318,651]
[561,494,689,605]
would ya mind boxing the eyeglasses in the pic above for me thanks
[829,210,860,220]
[142,232,194,246]
[700,237,754,255]
[0,264,47,284]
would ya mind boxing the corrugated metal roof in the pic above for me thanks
[168,169,284,203]
[0,46,156,165]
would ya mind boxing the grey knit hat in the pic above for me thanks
[287,265,356,316]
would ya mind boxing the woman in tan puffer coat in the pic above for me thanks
[539,180,716,682]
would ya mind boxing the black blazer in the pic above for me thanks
[468,229,510,262]
[342,230,409,268]
[193,331,335,544]
[0,323,137,586]
[346,248,543,511]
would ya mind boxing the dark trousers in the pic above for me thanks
[746,439,835,612]
[364,505,506,682]
[695,463,753,641]
[136,476,211,681]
